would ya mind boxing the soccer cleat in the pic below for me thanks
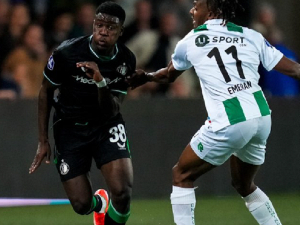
[93,189,109,225]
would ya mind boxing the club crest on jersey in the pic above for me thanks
[117,63,128,75]
[195,35,210,47]
[47,55,55,70]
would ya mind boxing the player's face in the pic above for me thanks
[92,18,123,51]
[190,0,211,28]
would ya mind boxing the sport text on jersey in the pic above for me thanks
[195,35,246,47]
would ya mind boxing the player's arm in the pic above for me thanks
[273,56,300,80]
[128,60,185,89]
[29,78,56,174]
[76,61,122,118]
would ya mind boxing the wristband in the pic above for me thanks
[95,79,107,88]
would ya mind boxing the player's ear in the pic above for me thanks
[120,26,124,36]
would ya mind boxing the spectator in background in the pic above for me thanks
[0,78,18,100]
[2,24,47,98]
[69,2,96,38]
[126,11,196,98]
[45,10,74,51]
[0,3,31,75]
[252,2,300,97]
[156,0,193,37]
[0,0,11,36]
[120,0,158,44]
[114,0,139,26]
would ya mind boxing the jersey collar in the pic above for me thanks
[89,35,119,61]
[204,19,225,25]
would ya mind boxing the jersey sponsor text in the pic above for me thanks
[212,36,245,44]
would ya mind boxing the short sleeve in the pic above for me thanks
[43,51,65,86]
[171,39,192,71]
[259,36,283,71]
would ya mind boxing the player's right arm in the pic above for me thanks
[29,78,56,174]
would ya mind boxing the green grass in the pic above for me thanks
[0,193,299,225]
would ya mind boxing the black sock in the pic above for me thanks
[85,195,102,215]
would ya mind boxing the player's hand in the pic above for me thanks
[76,61,104,82]
[29,141,51,174]
[126,69,149,90]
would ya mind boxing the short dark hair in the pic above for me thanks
[207,0,244,24]
[96,1,126,23]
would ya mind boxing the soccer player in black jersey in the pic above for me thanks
[29,2,134,225]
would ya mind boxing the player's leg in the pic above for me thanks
[170,118,243,225]
[92,121,133,224]
[53,120,100,216]
[230,115,282,225]
[62,174,102,215]
[230,156,282,225]
[101,158,133,225]
[171,143,216,225]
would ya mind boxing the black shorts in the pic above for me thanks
[53,118,131,182]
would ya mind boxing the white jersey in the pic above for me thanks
[172,19,283,131]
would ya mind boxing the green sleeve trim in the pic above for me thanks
[226,22,243,33]
[253,90,271,116]
[223,97,246,125]
[107,200,130,223]
[111,89,127,95]
[194,24,208,33]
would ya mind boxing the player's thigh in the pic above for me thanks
[93,121,131,169]
[174,143,216,184]
[62,174,93,204]
[233,115,271,165]
[101,158,133,192]
[53,122,93,182]
[190,119,263,166]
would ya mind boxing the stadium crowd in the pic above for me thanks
[0,0,298,100]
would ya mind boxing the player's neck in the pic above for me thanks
[90,40,118,61]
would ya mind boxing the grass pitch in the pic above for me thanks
[0,193,299,225]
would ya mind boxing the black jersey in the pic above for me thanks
[44,35,136,123]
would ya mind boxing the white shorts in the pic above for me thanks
[190,116,271,166]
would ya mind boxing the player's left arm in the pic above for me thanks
[76,61,122,118]
[273,56,300,80]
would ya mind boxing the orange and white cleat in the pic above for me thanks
[93,189,109,225]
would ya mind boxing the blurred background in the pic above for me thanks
[0,0,299,201]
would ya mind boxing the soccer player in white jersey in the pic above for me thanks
[127,0,300,224]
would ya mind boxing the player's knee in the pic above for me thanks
[71,200,91,215]
[172,164,186,185]
[231,179,255,197]
[110,184,132,210]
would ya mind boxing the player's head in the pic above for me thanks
[191,0,242,28]
[92,1,125,52]
[95,1,126,25]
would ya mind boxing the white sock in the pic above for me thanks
[170,186,196,225]
[243,187,282,225]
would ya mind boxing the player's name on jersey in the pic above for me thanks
[227,81,252,94]
[212,36,245,44]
